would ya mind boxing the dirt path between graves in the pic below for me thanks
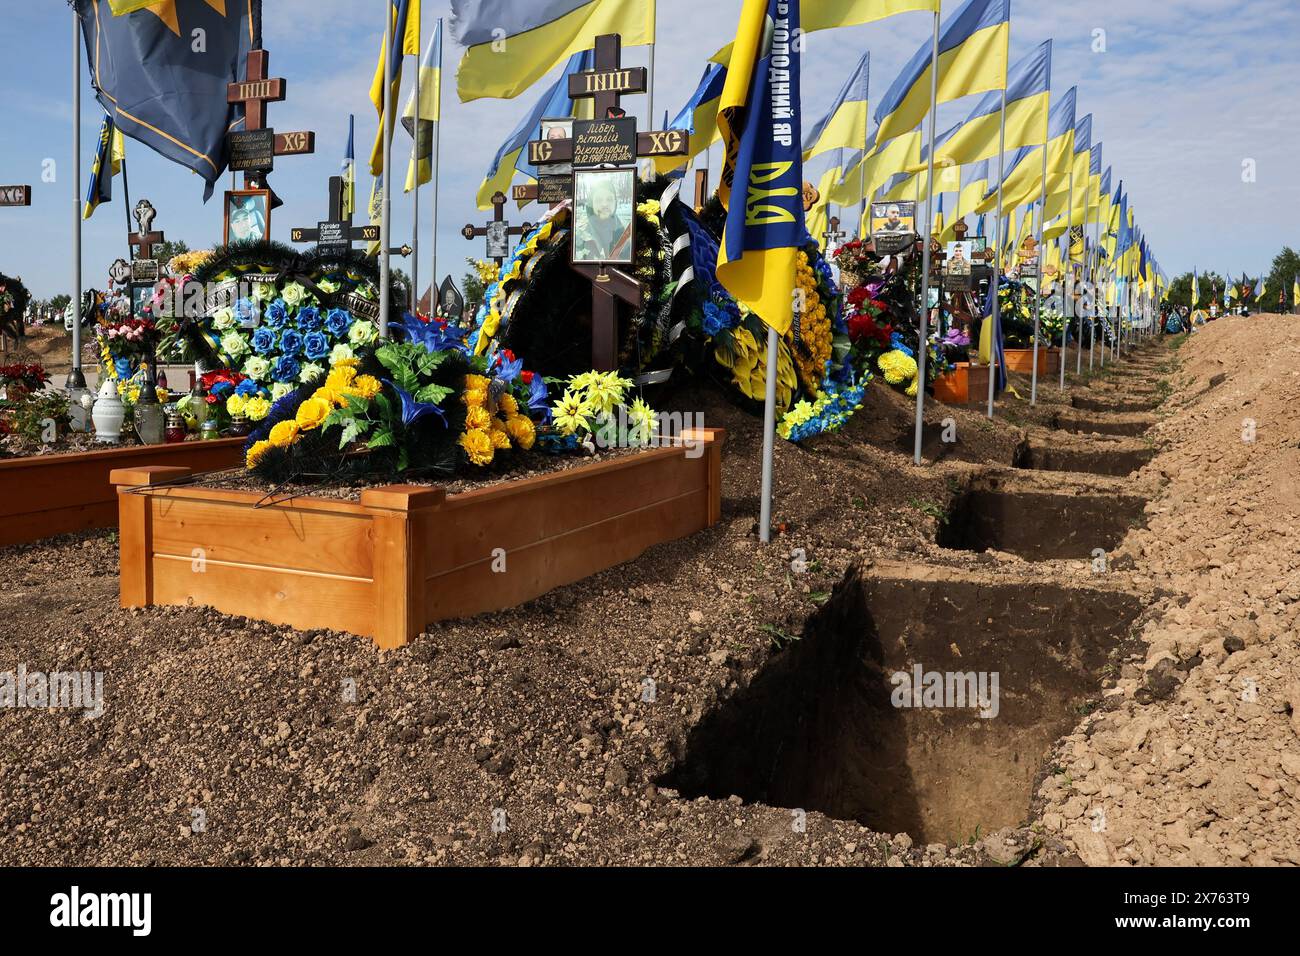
[0,320,1294,866]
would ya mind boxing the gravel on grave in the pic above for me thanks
[2,343,1228,869]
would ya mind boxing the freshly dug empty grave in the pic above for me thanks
[662,565,1144,845]
[937,471,1148,559]
[1072,394,1159,414]
[1053,410,1156,438]
[1016,435,1154,477]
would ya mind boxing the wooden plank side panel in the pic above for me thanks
[423,487,710,622]
[0,501,118,550]
[147,496,376,579]
[150,554,378,640]
[426,450,709,576]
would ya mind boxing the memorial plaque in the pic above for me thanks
[0,185,32,206]
[229,128,276,172]
[538,175,572,204]
[130,259,160,283]
[573,118,637,168]
[316,221,348,248]
[438,276,465,319]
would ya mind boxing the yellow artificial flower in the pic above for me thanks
[465,406,492,431]
[325,366,358,392]
[505,414,536,450]
[489,424,512,450]
[295,397,332,431]
[226,393,248,417]
[312,386,343,408]
[552,391,589,436]
[497,393,519,416]
[243,396,271,421]
[461,386,488,409]
[464,374,491,392]
[245,440,273,470]
[268,420,300,448]
[460,428,495,466]
[351,375,381,400]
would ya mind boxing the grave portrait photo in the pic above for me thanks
[572,168,635,266]
[224,189,271,245]
[539,117,574,176]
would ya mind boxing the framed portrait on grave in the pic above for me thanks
[870,200,916,255]
[486,220,511,259]
[572,168,635,266]
[539,117,574,176]
[945,240,974,276]
[224,189,271,245]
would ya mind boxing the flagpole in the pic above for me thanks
[986,86,1007,419]
[69,9,86,393]
[431,18,442,315]
[411,26,421,310]
[1030,142,1047,405]
[1059,154,1073,390]
[912,10,940,466]
[859,57,871,240]
[379,8,393,338]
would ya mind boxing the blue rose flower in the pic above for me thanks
[297,306,322,331]
[211,380,235,399]
[324,308,352,338]
[279,329,305,356]
[251,326,277,354]
[303,331,330,362]
[234,379,259,397]
[272,355,301,384]
[264,299,290,327]
[702,302,726,337]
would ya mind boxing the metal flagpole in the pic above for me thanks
[431,18,442,316]
[1031,142,1047,405]
[1059,155,1073,390]
[986,86,1008,419]
[912,11,941,466]
[759,324,779,544]
[69,9,86,392]
[411,29,421,309]
[379,7,393,338]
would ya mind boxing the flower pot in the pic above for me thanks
[91,380,126,444]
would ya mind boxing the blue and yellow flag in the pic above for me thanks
[1191,269,1199,308]
[873,0,1010,146]
[656,62,728,175]
[717,0,806,337]
[713,0,937,65]
[370,0,422,175]
[403,18,442,192]
[342,114,356,220]
[451,0,655,102]
[802,52,869,162]
[76,0,256,201]
[83,113,125,220]
[916,39,1051,173]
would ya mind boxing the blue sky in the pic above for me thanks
[1,0,1297,299]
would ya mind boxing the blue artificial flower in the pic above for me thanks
[297,306,322,331]
[395,311,466,354]
[279,329,305,356]
[264,299,289,328]
[210,380,235,399]
[385,380,448,428]
[234,379,260,397]
[527,373,551,424]
[494,350,523,383]
[702,302,726,337]
[234,297,258,325]
[113,357,132,380]
[302,331,330,362]
[324,308,352,338]
[272,355,301,384]
[251,326,277,355]
[890,332,915,359]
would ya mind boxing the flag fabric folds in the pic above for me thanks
[83,113,125,220]
[451,0,654,102]
[75,0,257,201]
[342,114,357,220]
[873,0,1011,146]
[717,0,806,337]
[477,51,595,209]
[403,19,443,192]
[803,52,869,161]
[370,0,422,175]
[713,0,938,65]
[656,62,728,175]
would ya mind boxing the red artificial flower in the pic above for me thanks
[520,370,534,385]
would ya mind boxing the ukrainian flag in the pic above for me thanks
[916,39,1051,172]
[803,52,870,161]
[717,0,806,337]
[831,129,921,208]
[806,152,848,248]
[975,85,1076,216]
[342,114,356,220]
[655,62,727,176]
[1293,277,1299,310]
[476,50,594,210]
[403,18,442,192]
[451,0,654,102]
[83,113,125,220]
[370,0,422,175]
[873,0,1010,147]
[713,0,938,65]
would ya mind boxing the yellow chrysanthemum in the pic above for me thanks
[460,428,494,466]
[295,397,332,431]
[464,374,491,392]
[312,386,343,408]
[351,375,381,400]
[465,406,492,431]
[243,396,271,421]
[226,393,248,417]
[497,393,519,416]
[505,414,536,450]
[245,440,273,470]
[489,424,512,450]
[325,366,357,392]
[268,420,300,448]
[461,387,488,409]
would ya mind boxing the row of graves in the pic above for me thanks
[6,29,1080,648]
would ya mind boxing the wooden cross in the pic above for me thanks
[462,192,531,268]
[129,199,164,261]
[0,185,32,207]
[822,216,847,252]
[290,176,382,252]
[226,50,316,188]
